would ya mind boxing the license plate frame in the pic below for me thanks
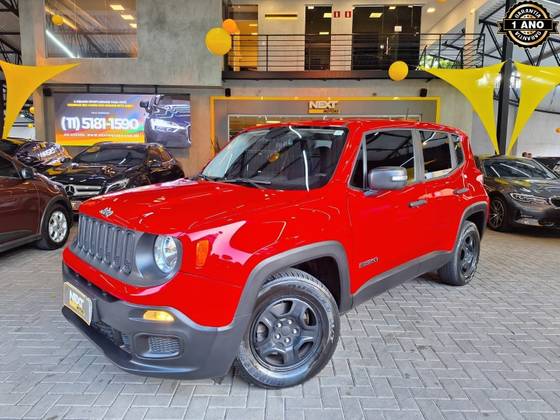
[63,282,93,325]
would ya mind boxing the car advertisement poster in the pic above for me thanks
[53,93,191,148]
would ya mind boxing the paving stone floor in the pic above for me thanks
[0,227,559,419]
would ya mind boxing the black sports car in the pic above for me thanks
[534,157,560,176]
[0,138,71,172]
[477,155,560,230]
[46,142,184,212]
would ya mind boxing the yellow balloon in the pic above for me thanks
[205,27,232,56]
[436,0,447,3]
[52,14,64,26]
[388,61,409,81]
[222,19,239,34]
[556,128,560,134]
[29,106,35,114]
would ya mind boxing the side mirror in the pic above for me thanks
[139,100,149,110]
[367,167,408,191]
[20,167,35,180]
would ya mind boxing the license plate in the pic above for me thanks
[63,282,93,325]
[71,201,81,211]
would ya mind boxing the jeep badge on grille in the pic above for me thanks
[100,207,113,217]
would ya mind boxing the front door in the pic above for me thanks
[346,129,431,294]
[0,156,38,244]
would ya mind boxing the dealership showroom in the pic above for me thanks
[2,0,560,419]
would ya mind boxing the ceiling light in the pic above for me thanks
[427,7,436,13]
[109,4,124,11]
[307,5,314,9]
[251,32,258,35]
[121,14,134,20]
[324,12,332,18]
[319,31,330,35]
[129,23,137,28]
[369,12,383,18]
[389,6,396,10]
[249,23,258,27]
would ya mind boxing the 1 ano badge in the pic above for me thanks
[498,1,559,48]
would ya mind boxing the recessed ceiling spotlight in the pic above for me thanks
[427,7,436,13]
[369,12,383,18]
[389,6,396,10]
[121,14,134,20]
[129,23,137,28]
[110,4,124,11]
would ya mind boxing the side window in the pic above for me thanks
[350,130,415,189]
[451,134,464,167]
[0,156,18,178]
[421,131,453,180]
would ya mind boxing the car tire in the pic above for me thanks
[438,221,481,286]
[235,269,339,389]
[488,195,511,231]
[36,204,70,250]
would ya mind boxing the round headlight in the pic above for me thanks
[153,235,179,274]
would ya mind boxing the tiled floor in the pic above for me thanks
[0,228,559,419]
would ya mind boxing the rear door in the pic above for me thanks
[0,155,38,244]
[420,130,466,252]
[346,128,432,293]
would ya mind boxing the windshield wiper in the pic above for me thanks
[196,173,215,181]
[217,178,271,189]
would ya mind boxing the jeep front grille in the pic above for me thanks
[74,215,136,276]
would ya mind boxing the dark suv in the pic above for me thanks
[0,150,72,252]
[47,142,184,212]
[62,121,488,388]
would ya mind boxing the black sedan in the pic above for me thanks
[478,156,560,231]
[0,138,72,173]
[46,142,184,212]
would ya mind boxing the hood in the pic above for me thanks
[495,177,560,197]
[47,162,134,186]
[80,178,318,234]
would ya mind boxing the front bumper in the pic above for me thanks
[509,200,560,228]
[62,263,246,379]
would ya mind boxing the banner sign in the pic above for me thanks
[54,93,191,148]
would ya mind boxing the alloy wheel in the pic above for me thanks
[48,210,68,243]
[489,199,505,229]
[459,230,479,278]
[250,297,322,371]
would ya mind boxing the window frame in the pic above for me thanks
[0,155,21,179]
[348,128,423,191]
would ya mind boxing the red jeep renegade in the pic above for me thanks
[62,120,488,388]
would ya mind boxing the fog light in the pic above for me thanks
[143,310,174,322]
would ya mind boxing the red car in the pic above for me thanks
[61,120,488,388]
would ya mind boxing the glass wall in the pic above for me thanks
[45,0,137,58]
[352,5,422,70]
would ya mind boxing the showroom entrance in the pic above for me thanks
[211,96,439,150]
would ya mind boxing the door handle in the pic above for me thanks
[409,199,427,208]
[453,187,469,195]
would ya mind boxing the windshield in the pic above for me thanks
[483,159,556,180]
[202,126,348,190]
[73,145,146,166]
